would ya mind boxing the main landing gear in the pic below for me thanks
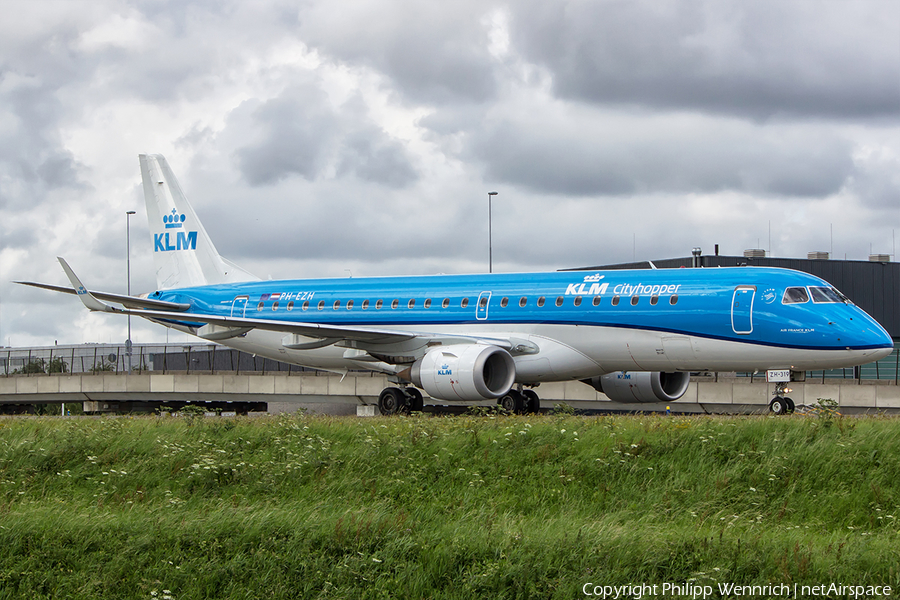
[376,387,542,415]
[498,389,540,415]
[378,387,424,415]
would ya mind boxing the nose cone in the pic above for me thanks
[845,308,894,361]
[869,328,894,361]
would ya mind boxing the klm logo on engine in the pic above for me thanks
[154,209,197,252]
[438,364,452,376]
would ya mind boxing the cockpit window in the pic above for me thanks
[833,287,852,304]
[809,286,845,303]
[782,287,809,304]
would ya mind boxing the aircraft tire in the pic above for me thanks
[769,398,788,415]
[784,397,795,414]
[405,388,424,412]
[523,390,540,414]
[498,391,525,414]
[379,388,405,415]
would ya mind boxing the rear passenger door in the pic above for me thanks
[476,291,491,320]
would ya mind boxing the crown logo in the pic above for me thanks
[163,208,186,229]
[583,273,604,282]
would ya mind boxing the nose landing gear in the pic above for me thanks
[769,382,795,415]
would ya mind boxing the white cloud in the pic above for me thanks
[0,0,897,346]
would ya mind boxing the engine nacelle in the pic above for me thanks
[583,371,690,403]
[409,344,516,402]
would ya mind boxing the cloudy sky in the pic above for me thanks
[1,0,898,347]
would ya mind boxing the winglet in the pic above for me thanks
[57,257,118,312]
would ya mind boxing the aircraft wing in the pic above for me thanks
[19,257,520,351]
[15,280,192,312]
[119,306,422,344]
[109,306,526,352]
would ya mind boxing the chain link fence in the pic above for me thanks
[1,343,373,377]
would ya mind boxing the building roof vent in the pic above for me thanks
[808,251,830,260]
[869,254,891,262]
[744,249,766,258]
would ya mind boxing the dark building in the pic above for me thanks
[567,253,899,340]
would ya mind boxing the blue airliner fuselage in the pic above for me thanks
[150,267,891,379]
[19,154,894,414]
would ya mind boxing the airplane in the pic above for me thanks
[17,154,894,415]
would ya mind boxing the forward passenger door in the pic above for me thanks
[731,286,756,334]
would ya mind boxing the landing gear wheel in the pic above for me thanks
[498,391,525,414]
[379,388,405,415]
[769,398,787,415]
[405,388,424,413]
[522,390,540,414]
[783,397,795,414]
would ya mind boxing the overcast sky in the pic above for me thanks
[1,0,898,347]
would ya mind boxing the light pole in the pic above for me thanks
[126,210,136,372]
[488,191,498,273]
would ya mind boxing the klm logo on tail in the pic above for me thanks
[155,209,197,252]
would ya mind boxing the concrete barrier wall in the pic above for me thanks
[1,373,899,410]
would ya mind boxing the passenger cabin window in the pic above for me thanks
[391,299,399,309]
[287,301,294,311]
[375,300,383,310]
[649,295,658,306]
[500,297,509,307]
[592,296,601,306]
[809,286,844,303]
[362,300,369,310]
[317,300,325,310]
[555,296,564,307]
[670,295,678,305]
[573,296,582,307]
[347,300,354,310]
[479,296,488,308]
[302,301,309,311]
[272,301,279,311]
[442,298,450,308]
[424,298,432,308]
[611,295,620,306]
[408,299,416,309]
[332,300,339,310]
[461,298,469,308]
[537,296,545,307]
[519,297,527,307]
[257,301,265,311]
[782,287,809,304]
[630,295,639,306]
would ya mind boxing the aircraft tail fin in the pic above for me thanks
[139,154,258,289]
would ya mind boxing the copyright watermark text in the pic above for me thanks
[582,582,893,599]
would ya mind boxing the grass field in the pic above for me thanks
[0,411,898,599]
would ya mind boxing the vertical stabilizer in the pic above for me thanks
[140,154,257,289]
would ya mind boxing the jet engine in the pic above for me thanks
[408,344,516,402]
[582,371,690,403]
